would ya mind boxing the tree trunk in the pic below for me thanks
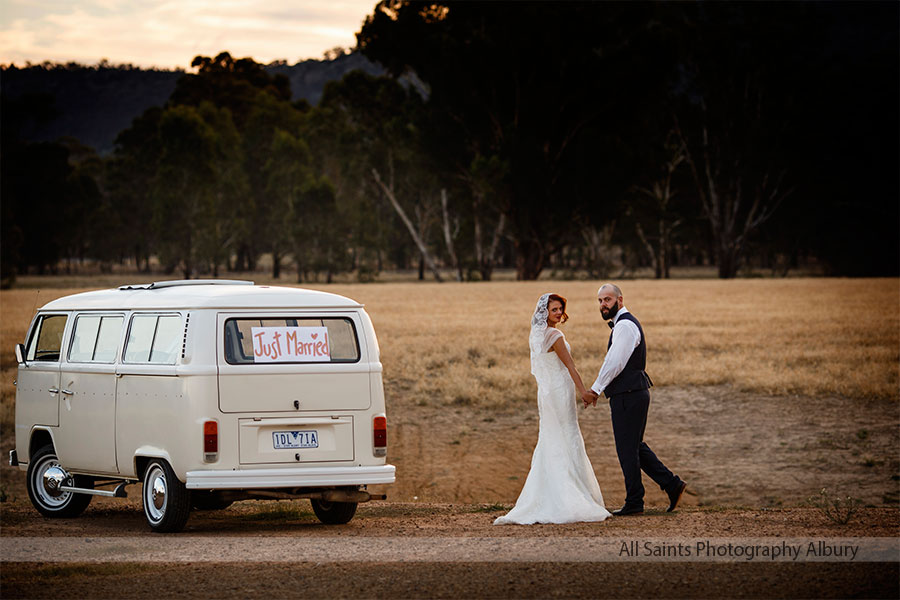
[272,252,281,279]
[476,212,505,281]
[635,221,660,278]
[440,189,463,282]
[675,99,790,280]
[372,168,443,282]
[514,239,544,280]
[716,243,740,278]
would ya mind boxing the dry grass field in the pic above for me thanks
[1,277,898,508]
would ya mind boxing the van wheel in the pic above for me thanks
[142,459,191,533]
[191,491,233,511]
[26,444,93,518]
[311,499,357,524]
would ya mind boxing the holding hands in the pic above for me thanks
[582,389,599,408]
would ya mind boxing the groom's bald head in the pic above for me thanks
[597,283,622,299]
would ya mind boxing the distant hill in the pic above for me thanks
[266,52,382,106]
[1,53,382,154]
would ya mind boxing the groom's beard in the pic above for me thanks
[601,304,620,321]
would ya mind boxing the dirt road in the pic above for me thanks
[2,384,897,598]
[1,499,898,598]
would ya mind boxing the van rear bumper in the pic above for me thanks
[185,464,396,490]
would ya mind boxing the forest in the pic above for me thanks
[2,1,897,286]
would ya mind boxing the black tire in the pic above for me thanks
[26,444,93,518]
[191,491,234,511]
[311,498,358,524]
[142,459,191,533]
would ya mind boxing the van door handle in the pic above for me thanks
[61,389,74,396]
[48,387,59,395]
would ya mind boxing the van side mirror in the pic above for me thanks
[15,343,26,366]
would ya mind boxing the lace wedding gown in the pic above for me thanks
[494,328,611,525]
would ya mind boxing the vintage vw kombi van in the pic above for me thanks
[10,280,395,532]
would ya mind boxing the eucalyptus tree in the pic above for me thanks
[171,52,299,274]
[263,128,310,279]
[357,1,674,279]
[151,104,219,278]
[315,70,444,280]
[106,107,163,272]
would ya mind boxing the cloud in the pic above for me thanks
[0,0,376,68]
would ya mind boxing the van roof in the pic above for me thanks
[39,281,363,311]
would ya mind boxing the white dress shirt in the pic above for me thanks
[590,307,641,396]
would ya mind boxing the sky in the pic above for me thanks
[0,0,378,69]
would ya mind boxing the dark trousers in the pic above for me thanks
[609,389,679,508]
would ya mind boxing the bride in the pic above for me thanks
[494,293,611,525]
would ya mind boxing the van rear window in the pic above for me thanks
[224,318,360,364]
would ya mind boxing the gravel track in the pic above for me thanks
[2,501,898,598]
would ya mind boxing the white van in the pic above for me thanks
[10,280,395,532]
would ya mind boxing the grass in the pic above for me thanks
[805,488,862,525]
[1,278,898,432]
[334,278,899,408]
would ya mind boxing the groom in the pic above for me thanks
[582,283,686,516]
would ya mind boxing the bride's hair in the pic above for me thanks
[548,294,569,323]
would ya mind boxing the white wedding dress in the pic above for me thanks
[494,322,611,525]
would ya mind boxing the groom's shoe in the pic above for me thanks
[612,505,644,516]
[666,480,687,512]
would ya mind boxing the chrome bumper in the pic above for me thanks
[185,464,396,490]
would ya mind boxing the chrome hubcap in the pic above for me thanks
[144,465,168,523]
[33,455,72,508]
[42,465,67,497]
[151,476,166,510]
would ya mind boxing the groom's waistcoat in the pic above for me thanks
[604,312,652,397]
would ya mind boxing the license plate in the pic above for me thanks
[273,430,319,449]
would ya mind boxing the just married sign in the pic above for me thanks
[250,326,331,362]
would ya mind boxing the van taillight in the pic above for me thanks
[204,420,218,462]
[373,416,387,457]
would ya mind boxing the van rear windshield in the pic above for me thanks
[224,318,360,365]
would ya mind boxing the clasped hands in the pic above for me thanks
[581,389,599,408]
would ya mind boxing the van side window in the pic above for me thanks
[68,315,124,363]
[124,314,182,364]
[26,315,68,362]
[224,317,360,365]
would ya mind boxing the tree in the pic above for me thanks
[463,154,507,281]
[107,106,164,272]
[171,52,301,274]
[170,52,291,128]
[671,5,801,278]
[152,105,218,278]
[316,70,445,281]
[630,132,687,279]
[294,175,348,282]
[195,103,249,276]
[241,95,304,277]
[358,2,675,279]
[263,128,311,279]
